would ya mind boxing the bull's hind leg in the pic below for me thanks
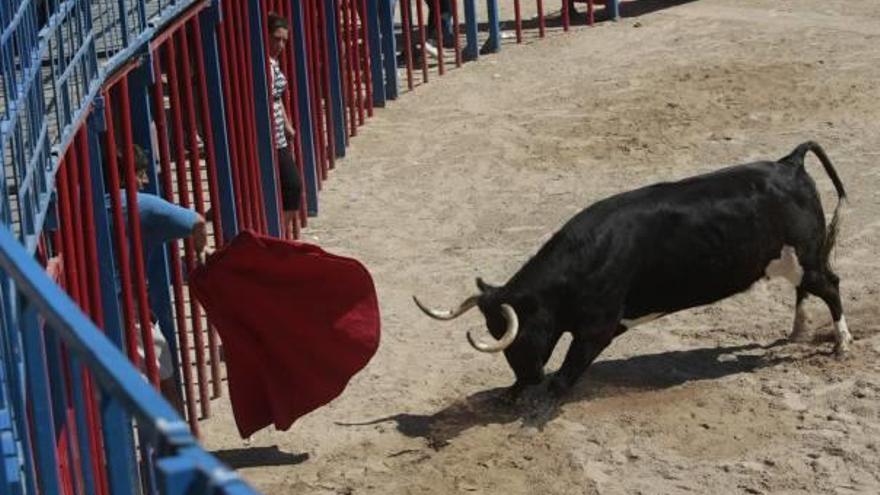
[800,269,852,355]
[789,287,812,343]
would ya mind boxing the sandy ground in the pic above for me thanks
[199,1,880,493]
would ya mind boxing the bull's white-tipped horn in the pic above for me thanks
[412,295,479,321]
[467,304,519,353]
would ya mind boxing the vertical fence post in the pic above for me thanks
[485,0,500,53]
[19,300,63,495]
[86,102,140,495]
[377,0,398,100]
[365,0,386,107]
[127,57,185,411]
[247,0,283,236]
[199,1,240,242]
[291,0,319,216]
[462,0,479,61]
[0,277,39,495]
[606,0,620,21]
[323,0,348,158]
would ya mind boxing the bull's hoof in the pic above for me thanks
[833,342,852,359]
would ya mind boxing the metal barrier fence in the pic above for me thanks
[1,0,623,493]
[0,222,258,494]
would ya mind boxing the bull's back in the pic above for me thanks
[571,162,816,317]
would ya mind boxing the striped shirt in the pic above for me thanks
[270,57,288,149]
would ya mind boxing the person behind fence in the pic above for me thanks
[265,12,303,236]
[425,0,455,52]
[110,144,208,414]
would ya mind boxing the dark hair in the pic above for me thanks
[116,144,149,177]
[267,12,289,33]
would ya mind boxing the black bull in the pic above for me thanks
[415,142,848,398]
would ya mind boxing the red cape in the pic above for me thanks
[189,230,380,438]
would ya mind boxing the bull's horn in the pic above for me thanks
[467,304,519,353]
[412,295,479,321]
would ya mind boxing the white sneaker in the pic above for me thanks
[423,40,439,59]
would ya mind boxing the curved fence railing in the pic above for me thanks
[1,0,621,493]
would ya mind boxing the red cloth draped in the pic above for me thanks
[190,230,380,438]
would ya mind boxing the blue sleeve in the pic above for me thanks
[136,193,200,242]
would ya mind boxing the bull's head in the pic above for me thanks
[413,277,519,353]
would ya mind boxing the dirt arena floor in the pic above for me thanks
[200,0,880,493]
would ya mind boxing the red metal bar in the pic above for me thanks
[100,92,143,372]
[334,0,350,143]
[75,129,112,495]
[165,37,211,418]
[400,0,415,89]
[588,0,594,26]
[537,0,545,37]
[358,0,374,115]
[514,0,522,43]
[306,0,329,181]
[349,0,364,125]
[314,0,331,178]
[117,78,162,387]
[316,0,337,170]
[238,0,270,233]
[431,0,445,75]
[150,52,201,433]
[217,17,252,231]
[179,24,224,402]
[191,20,225,246]
[55,160,88,495]
[234,6,263,232]
[562,0,570,31]
[189,20,226,395]
[340,0,357,136]
[414,0,429,82]
[148,0,208,50]
[64,145,108,495]
[451,0,461,67]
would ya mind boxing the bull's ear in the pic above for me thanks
[476,277,499,293]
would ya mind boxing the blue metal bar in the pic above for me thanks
[290,0,318,216]
[462,0,478,61]
[322,0,346,158]
[0,228,191,446]
[0,275,34,495]
[247,0,281,236]
[66,355,98,495]
[485,0,499,53]
[157,455,202,495]
[378,0,397,100]
[127,58,184,407]
[606,0,620,21]
[85,104,140,495]
[198,1,239,241]
[19,300,63,495]
[364,0,385,107]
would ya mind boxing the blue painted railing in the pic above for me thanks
[0,223,260,494]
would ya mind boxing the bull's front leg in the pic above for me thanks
[548,327,615,397]
[501,352,545,403]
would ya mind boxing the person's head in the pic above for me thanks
[267,13,289,59]
[117,144,150,190]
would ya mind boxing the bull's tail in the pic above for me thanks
[781,141,847,263]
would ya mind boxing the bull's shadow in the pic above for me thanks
[342,338,800,449]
